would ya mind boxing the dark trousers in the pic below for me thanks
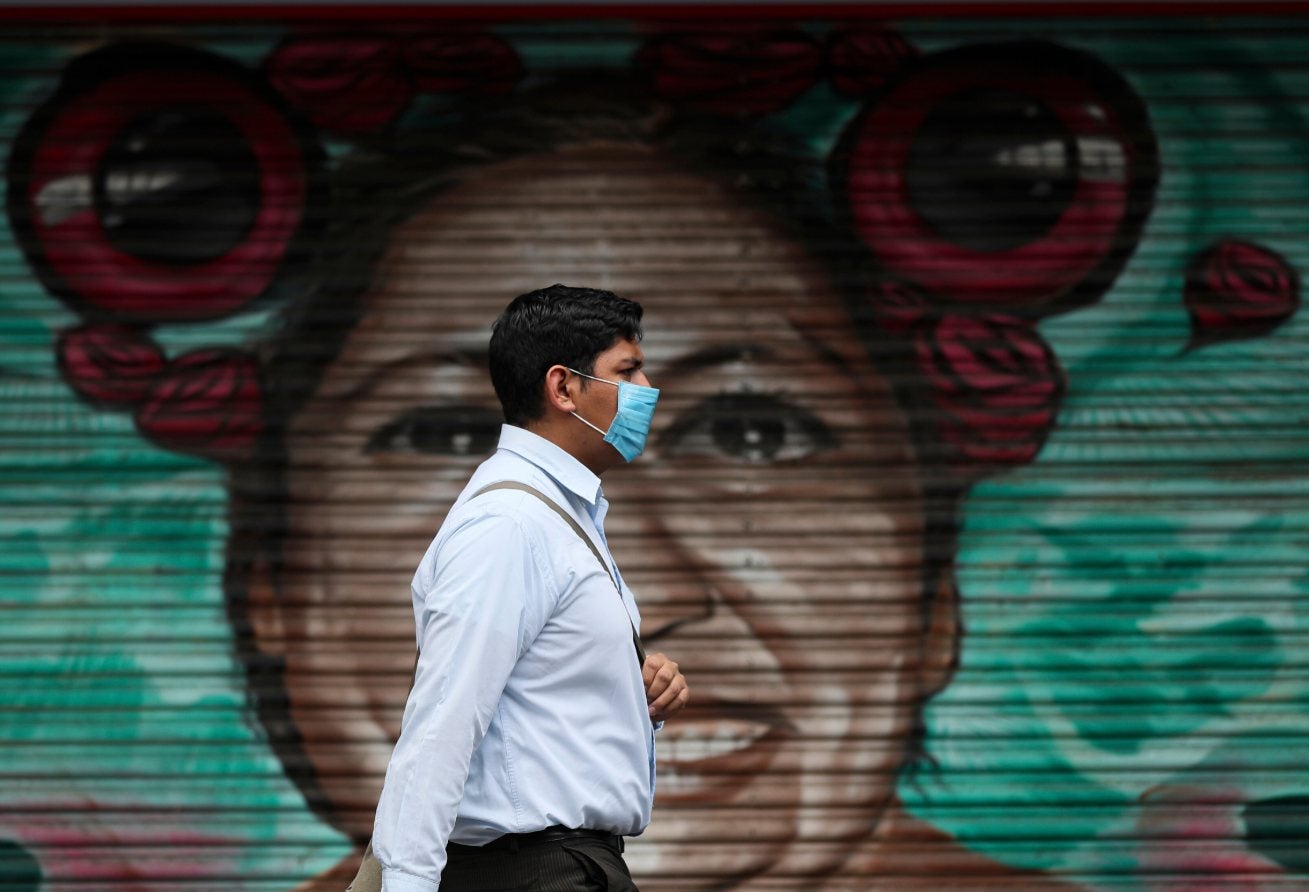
[441,833,639,892]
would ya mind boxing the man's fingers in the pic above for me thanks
[650,683,690,721]
[644,649,675,686]
[642,652,689,719]
[648,672,688,714]
[642,653,677,695]
[648,661,678,697]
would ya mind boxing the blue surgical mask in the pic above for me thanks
[567,368,660,462]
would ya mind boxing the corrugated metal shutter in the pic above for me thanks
[1,11,1306,891]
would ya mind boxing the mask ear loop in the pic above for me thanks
[566,367,617,386]
[566,368,617,437]
[571,411,610,437]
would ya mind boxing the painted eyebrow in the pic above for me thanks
[657,333,859,385]
[656,344,778,381]
[338,346,489,402]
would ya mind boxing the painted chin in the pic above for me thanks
[655,698,796,804]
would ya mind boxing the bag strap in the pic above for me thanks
[473,480,647,669]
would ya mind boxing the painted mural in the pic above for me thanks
[1,15,1306,892]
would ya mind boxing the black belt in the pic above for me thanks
[448,826,624,856]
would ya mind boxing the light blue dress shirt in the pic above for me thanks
[373,425,655,892]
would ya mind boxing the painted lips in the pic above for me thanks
[655,699,795,802]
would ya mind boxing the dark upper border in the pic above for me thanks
[3,2,1309,23]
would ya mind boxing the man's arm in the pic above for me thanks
[371,512,552,892]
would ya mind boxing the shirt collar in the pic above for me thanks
[496,424,604,507]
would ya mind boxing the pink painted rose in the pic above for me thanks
[636,29,823,115]
[402,32,525,95]
[1,799,242,890]
[56,324,165,406]
[868,277,932,334]
[1129,783,1293,891]
[266,36,413,134]
[825,25,917,98]
[135,349,262,460]
[1184,239,1300,350]
[915,314,1064,474]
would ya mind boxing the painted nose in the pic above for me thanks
[605,486,765,659]
[610,504,715,642]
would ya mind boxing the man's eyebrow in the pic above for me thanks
[656,344,777,380]
[339,346,489,401]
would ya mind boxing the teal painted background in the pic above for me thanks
[899,18,1309,883]
[1,15,1306,890]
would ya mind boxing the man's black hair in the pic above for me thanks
[489,283,644,427]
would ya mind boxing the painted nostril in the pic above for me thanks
[1242,794,1309,871]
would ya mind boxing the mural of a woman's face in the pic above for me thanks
[245,144,955,885]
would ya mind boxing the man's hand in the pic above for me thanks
[642,652,689,721]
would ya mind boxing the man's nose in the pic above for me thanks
[634,369,652,388]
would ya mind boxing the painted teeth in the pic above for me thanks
[657,720,771,764]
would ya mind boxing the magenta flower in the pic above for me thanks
[867,277,933,334]
[267,35,413,134]
[57,324,165,406]
[915,314,1064,475]
[636,29,823,115]
[135,349,262,460]
[1184,239,1299,350]
[825,26,917,98]
[402,32,525,96]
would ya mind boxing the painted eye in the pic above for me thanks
[659,392,837,464]
[366,405,502,458]
[836,40,1158,316]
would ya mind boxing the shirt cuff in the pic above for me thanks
[381,867,440,892]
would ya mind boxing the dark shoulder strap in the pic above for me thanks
[475,481,615,584]
[474,481,647,668]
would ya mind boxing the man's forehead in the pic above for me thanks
[602,337,644,360]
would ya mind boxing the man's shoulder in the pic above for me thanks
[413,488,552,593]
[455,454,576,524]
[436,469,573,551]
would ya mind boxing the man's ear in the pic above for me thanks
[919,567,961,700]
[245,558,287,659]
[542,364,577,415]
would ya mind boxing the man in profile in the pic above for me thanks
[371,284,689,892]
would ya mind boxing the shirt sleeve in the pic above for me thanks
[372,508,554,892]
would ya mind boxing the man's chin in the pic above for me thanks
[627,795,904,889]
